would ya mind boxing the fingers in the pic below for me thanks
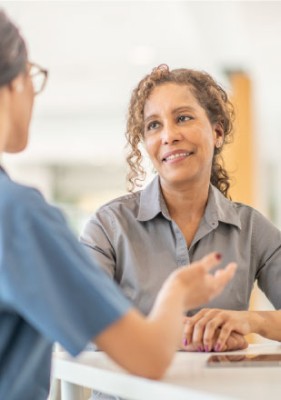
[201,317,225,351]
[199,252,236,277]
[212,262,237,293]
[199,252,223,273]
[179,341,198,352]
[196,252,237,299]
[191,317,212,351]
[183,318,194,349]
[183,309,210,348]
[204,311,240,351]
[211,322,248,352]
[180,252,237,311]
[213,311,250,351]
[183,309,222,351]
[187,252,224,280]
[214,323,233,351]
[183,309,242,352]
[239,336,249,350]
[226,332,249,351]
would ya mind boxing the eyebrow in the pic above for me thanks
[144,106,197,123]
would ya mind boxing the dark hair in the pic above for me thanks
[0,10,27,87]
[126,64,235,198]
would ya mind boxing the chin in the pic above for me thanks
[6,139,28,153]
[16,141,28,153]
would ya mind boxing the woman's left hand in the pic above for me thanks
[183,308,251,352]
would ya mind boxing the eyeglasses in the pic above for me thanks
[28,62,48,95]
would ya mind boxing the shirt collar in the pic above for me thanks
[138,176,241,229]
[138,175,171,221]
[205,185,242,229]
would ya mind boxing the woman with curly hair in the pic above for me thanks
[81,65,281,353]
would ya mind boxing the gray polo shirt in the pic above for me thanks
[80,176,281,316]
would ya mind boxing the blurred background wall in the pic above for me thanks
[2,0,281,330]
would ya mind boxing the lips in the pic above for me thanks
[162,150,193,162]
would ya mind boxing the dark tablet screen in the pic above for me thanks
[207,353,281,367]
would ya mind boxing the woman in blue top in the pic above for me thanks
[0,9,236,400]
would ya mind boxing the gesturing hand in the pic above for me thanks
[172,253,237,311]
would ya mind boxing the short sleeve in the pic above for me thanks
[0,188,131,355]
[254,210,281,309]
[80,211,116,280]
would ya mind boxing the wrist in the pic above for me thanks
[169,274,187,310]
[248,311,265,335]
[153,272,186,316]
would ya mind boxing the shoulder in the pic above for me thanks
[212,185,279,235]
[232,201,280,235]
[0,175,65,226]
[0,176,41,212]
[94,191,141,221]
[0,173,32,198]
[93,177,159,221]
[81,191,142,240]
[98,191,141,211]
[233,201,271,221]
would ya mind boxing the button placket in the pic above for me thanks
[172,221,190,266]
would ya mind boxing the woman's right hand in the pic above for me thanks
[180,330,248,352]
[183,308,251,352]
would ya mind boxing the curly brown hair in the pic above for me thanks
[125,64,235,197]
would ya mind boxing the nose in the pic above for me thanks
[161,121,182,145]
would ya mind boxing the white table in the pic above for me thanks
[52,343,281,400]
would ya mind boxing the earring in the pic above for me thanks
[216,139,223,148]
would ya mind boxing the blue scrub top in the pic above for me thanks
[0,168,131,400]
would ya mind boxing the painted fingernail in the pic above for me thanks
[198,346,203,352]
[204,345,209,352]
[215,343,221,352]
[183,338,188,346]
[215,253,222,261]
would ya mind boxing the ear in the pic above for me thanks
[213,123,224,149]
[8,74,25,94]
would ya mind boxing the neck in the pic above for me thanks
[160,179,210,222]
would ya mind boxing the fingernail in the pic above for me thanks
[215,343,220,352]
[198,346,203,352]
[204,345,209,352]
[183,338,188,346]
[215,253,222,261]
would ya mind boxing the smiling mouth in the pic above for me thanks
[162,152,193,162]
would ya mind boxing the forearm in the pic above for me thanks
[94,278,186,379]
[148,277,187,354]
[130,278,187,376]
[249,310,281,341]
[94,291,186,379]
